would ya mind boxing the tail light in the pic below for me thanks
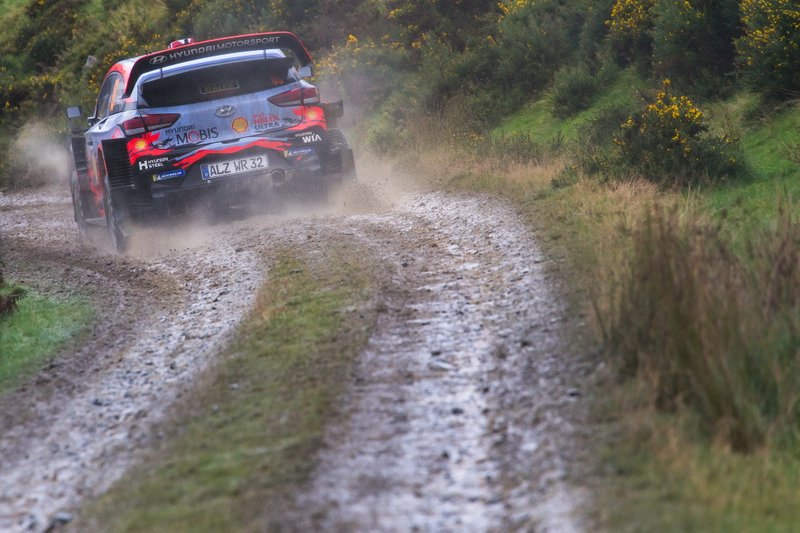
[121,113,181,136]
[268,86,320,107]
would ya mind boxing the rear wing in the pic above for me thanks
[125,32,313,96]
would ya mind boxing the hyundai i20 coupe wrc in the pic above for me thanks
[66,32,355,253]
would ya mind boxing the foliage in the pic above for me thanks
[613,80,741,187]
[575,100,639,177]
[606,0,655,66]
[496,0,589,97]
[651,0,740,96]
[387,0,500,52]
[737,0,800,100]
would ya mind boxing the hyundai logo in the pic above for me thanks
[215,105,236,117]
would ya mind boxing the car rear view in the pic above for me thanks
[67,33,354,253]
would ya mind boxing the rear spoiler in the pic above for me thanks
[125,32,313,96]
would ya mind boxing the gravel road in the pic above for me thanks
[0,181,589,532]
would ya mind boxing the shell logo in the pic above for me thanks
[232,117,249,133]
[133,138,148,152]
[306,109,319,121]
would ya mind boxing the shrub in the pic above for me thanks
[737,0,800,101]
[497,0,588,95]
[606,0,655,67]
[613,80,741,187]
[575,101,639,177]
[651,0,740,96]
[551,64,600,117]
[605,203,800,452]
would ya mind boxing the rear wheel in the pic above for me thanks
[69,172,89,243]
[103,175,130,254]
[326,129,356,181]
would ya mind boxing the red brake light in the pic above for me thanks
[121,113,181,136]
[268,87,320,107]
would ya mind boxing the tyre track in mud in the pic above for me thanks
[0,186,588,532]
[294,194,587,532]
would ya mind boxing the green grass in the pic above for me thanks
[0,285,93,393]
[704,94,800,226]
[598,420,800,532]
[494,68,645,143]
[79,246,377,532]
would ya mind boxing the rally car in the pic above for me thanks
[66,32,355,252]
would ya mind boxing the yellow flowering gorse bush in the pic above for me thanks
[614,80,740,187]
[737,0,800,97]
[607,0,655,40]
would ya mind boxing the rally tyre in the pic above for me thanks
[70,172,89,244]
[103,175,130,254]
[327,129,357,181]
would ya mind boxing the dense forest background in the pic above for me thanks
[1,0,798,186]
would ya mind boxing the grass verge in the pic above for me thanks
[79,245,377,532]
[0,284,93,394]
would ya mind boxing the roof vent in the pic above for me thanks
[169,38,195,49]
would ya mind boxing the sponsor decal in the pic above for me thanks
[305,109,320,121]
[176,128,219,144]
[153,137,174,148]
[297,131,323,144]
[164,124,195,135]
[152,169,186,182]
[138,156,170,171]
[200,80,240,95]
[253,113,281,131]
[148,36,283,66]
[286,146,315,158]
[231,117,249,134]
[133,138,148,152]
[215,105,236,118]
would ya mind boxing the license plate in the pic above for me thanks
[201,155,268,180]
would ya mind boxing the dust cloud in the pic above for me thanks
[123,151,421,259]
[8,122,71,188]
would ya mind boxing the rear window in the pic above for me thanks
[140,58,296,108]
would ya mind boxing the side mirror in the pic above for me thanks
[298,65,313,78]
[66,106,83,120]
[67,106,89,133]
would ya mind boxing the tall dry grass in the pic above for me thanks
[604,199,800,452]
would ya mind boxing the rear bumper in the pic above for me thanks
[113,143,325,220]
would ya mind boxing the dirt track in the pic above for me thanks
[0,180,589,532]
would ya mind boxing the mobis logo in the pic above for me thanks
[176,128,219,144]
